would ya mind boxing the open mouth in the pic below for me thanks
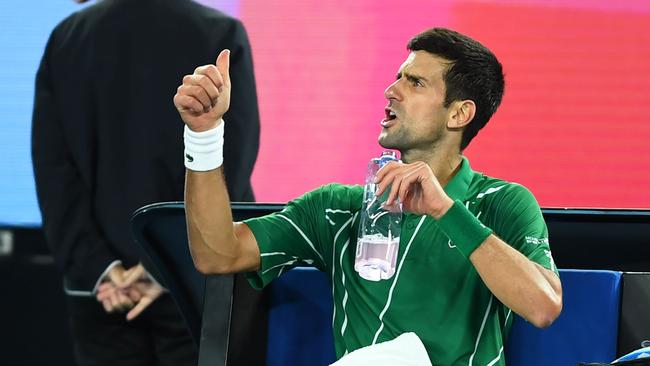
[381,108,397,127]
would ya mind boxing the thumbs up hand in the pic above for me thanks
[174,49,231,132]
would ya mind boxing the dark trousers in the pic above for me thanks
[67,294,198,366]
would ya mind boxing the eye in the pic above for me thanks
[408,77,423,87]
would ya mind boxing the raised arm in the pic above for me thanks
[174,50,260,274]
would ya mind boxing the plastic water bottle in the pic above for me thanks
[354,151,402,281]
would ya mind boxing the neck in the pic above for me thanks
[401,148,463,187]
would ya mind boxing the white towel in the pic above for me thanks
[330,332,432,366]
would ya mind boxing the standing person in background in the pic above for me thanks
[31,0,259,365]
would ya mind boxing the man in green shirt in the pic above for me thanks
[173,28,562,365]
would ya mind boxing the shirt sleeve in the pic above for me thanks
[243,187,330,289]
[489,184,558,275]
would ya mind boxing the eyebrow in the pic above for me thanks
[396,71,430,85]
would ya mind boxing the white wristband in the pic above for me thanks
[184,120,224,171]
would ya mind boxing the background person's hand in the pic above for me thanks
[174,49,231,132]
[95,263,164,320]
[119,263,147,288]
[96,281,133,314]
[125,280,165,321]
[374,161,454,219]
[95,264,134,313]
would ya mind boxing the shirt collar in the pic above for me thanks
[443,156,473,201]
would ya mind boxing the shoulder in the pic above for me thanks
[290,184,363,212]
[45,2,114,51]
[176,1,243,34]
[469,174,541,215]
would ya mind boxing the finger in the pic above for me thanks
[374,161,402,196]
[96,287,115,302]
[195,65,224,102]
[385,173,404,205]
[384,163,420,204]
[189,75,220,107]
[120,265,145,288]
[181,78,212,111]
[195,65,224,89]
[397,169,421,204]
[185,74,220,108]
[97,282,114,294]
[375,163,401,197]
[375,161,399,184]
[98,281,113,290]
[101,299,112,313]
[110,290,131,312]
[107,266,125,287]
[215,49,231,88]
[128,287,142,302]
[174,93,207,115]
[116,290,134,309]
[107,293,120,313]
[126,296,153,321]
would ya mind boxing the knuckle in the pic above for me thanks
[190,85,203,96]
[196,74,208,85]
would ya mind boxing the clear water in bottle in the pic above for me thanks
[354,151,402,281]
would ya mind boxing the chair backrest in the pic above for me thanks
[131,202,208,342]
[131,202,284,366]
[506,269,622,366]
[267,268,622,366]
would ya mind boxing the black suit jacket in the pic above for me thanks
[32,0,260,291]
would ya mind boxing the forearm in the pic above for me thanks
[469,235,562,328]
[185,167,240,273]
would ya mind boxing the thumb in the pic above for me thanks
[107,266,126,287]
[216,49,231,87]
[119,264,146,289]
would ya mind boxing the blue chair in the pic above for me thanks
[267,268,336,366]
[507,269,622,366]
[267,268,622,366]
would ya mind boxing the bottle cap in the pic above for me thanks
[378,151,399,168]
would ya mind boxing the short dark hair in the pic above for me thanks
[408,28,504,150]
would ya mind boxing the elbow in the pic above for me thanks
[191,252,236,275]
[529,294,563,329]
[193,258,233,275]
[193,258,217,275]
[188,232,240,275]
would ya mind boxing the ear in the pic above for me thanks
[446,100,476,129]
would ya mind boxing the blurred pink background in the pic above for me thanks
[206,0,650,208]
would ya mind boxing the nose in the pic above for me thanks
[384,80,401,101]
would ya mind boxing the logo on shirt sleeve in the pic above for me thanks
[525,236,549,246]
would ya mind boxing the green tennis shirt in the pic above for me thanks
[244,157,557,366]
